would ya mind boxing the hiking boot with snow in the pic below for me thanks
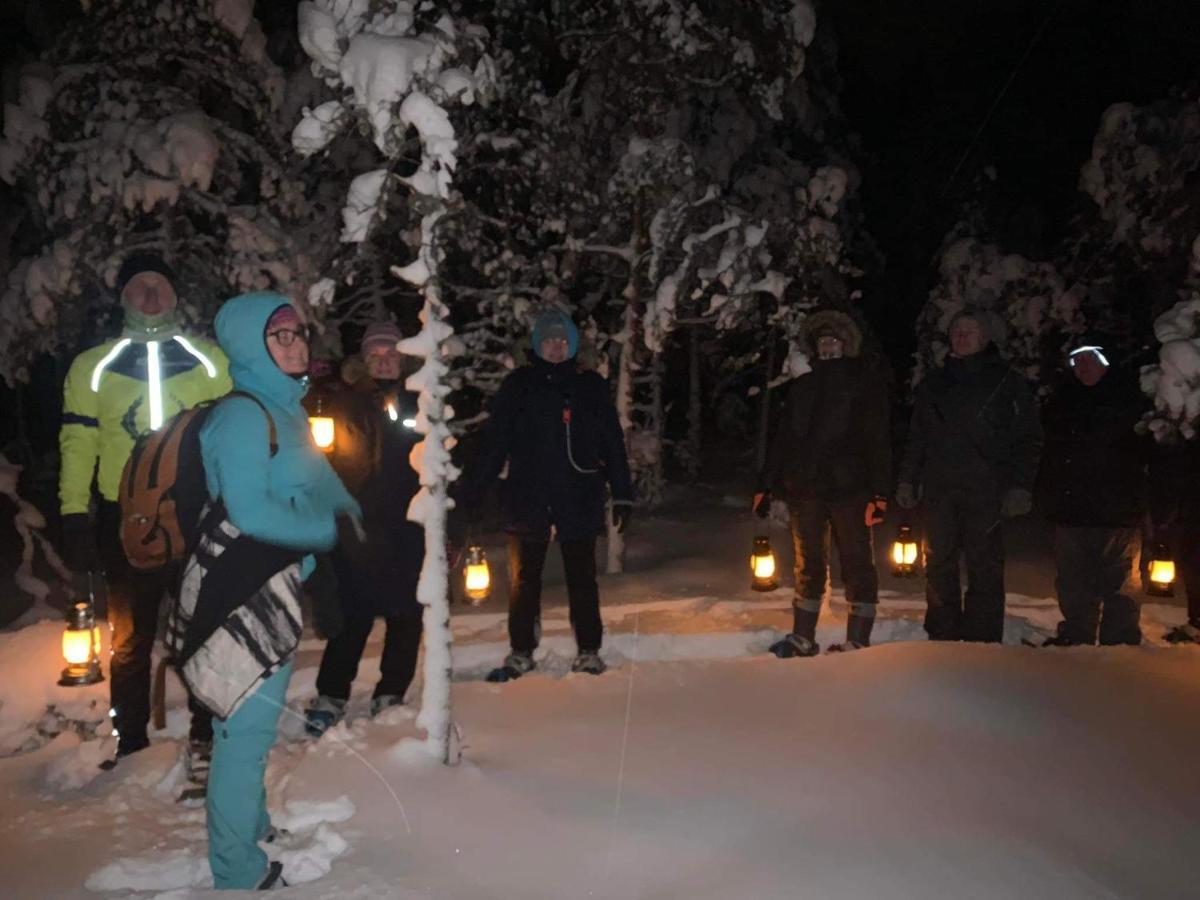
[829,613,874,652]
[185,739,212,785]
[571,651,607,675]
[258,861,288,890]
[370,694,405,717]
[98,734,150,771]
[1165,621,1200,645]
[769,634,820,659]
[486,652,536,683]
[304,695,347,738]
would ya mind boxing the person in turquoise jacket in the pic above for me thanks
[198,291,359,890]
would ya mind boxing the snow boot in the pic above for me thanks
[828,613,874,652]
[260,825,290,845]
[769,634,820,658]
[98,734,150,771]
[486,652,536,683]
[257,861,288,890]
[1165,621,1200,645]
[304,695,347,738]
[370,694,405,717]
[176,738,212,803]
[571,651,607,675]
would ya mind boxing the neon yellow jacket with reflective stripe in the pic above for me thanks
[59,335,232,515]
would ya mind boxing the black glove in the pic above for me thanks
[612,504,632,534]
[60,513,98,574]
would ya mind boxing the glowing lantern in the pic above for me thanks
[750,535,780,592]
[1147,544,1176,597]
[890,526,920,578]
[308,397,335,452]
[59,595,104,687]
[463,546,492,604]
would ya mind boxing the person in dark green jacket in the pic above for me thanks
[58,252,230,774]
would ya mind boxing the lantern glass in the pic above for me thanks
[62,625,99,665]
[463,546,491,604]
[750,536,780,591]
[60,600,104,686]
[752,553,776,580]
[1149,559,1176,585]
[890,527,920,576]
[309,416,336,451]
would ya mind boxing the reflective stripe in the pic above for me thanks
[1069,345,1109,367]
[62,413,99,428]
[147,341,164,430]
[89,339,132,392]
[172,335,218,377]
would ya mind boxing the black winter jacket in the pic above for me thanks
[760,357,891,504]
[900,348,1042,500]
[326,379,424,616]
[465,358,633,541]
[1035,370,1148,527]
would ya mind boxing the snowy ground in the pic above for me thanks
[2,487,1199,898]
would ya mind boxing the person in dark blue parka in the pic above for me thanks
[462,310,633,680]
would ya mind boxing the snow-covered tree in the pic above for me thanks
[294,0,496,765]
[0,0,319,382]
[1141,237,1200,442]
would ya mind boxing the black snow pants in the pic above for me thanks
[923,489,1006,643]
[1054,525,1140,646]
[315,612,424,701]
[98,501,213,749]
[788,499,878,617]
[508,535,602,655]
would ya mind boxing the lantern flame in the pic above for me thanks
[1149,559,1176,587]
[309,416,335,451]
[752,553,776,580]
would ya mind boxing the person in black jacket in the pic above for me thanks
[755,310,891,657]
[305,321,425,735]
[1036,341,1147,645]
[897,309,1042,643]
[462,309,634,682]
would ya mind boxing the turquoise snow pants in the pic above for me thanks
[207,661,293,889]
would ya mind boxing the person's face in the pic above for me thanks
[949,317,984,358]
[265,313,310,375]
[816,335,844,360]
[540,335,570,364]
[365,346,403,381]
[122,272,177,317]
[1070,350,1107,387]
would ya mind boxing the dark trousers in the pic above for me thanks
[788,499,878,615]
[1166,515,1200,625]
[98,502,212,746]
[508,535,601,655]
[315,613,424,701]
[1054,525,1140,645]
[924,489,1006,643]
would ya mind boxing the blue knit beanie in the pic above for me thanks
[531,309,579,360]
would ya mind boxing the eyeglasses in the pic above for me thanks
[267,326,310,347]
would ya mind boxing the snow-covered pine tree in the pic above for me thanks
[0,0,317,382]
[293,0,496,765]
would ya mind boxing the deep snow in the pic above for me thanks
[2,489,1198,898]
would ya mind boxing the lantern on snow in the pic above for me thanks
[750,535,780,592]
[890,526,920,578]
[308,396,335,452]
[59,590,104,687]
[1147,543,1176,597]
[463,546,492,604]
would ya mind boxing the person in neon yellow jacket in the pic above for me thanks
[59,252,231,775]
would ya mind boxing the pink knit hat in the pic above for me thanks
[266,304,301,332]
[361,320,404,355]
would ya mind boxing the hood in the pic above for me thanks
[800,309,863,358]
[215,291,306,407]
[531,309,580,360]
[947,307,1007,351]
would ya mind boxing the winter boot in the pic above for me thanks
[769,633,820,658]
[304,695,347,738]
[829,613,874,652]
[370,695,406,717]
[486,652,536,683]
[98,734,150,771]
[258,861,288,890]
[1165,621,1200,645]
[260,825,290,845]
[571,651,607,675]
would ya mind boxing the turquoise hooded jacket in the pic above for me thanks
[200,292,358,569]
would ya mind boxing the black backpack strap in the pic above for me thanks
[225,390,279,457]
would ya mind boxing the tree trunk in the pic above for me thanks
[607,294,637,575]
[685,326,702,479]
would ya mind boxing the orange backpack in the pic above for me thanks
[118,392,276,571]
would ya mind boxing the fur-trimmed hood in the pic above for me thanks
[800,310,863,358]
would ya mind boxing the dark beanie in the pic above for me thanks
[116,252,176,298]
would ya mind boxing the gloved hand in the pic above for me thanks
[753,492,772,519]
[612,504,632,534]
[864,496,888,527]
[60,513,98,574]
[1001,488,1033,518]
[895,483,918,510]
